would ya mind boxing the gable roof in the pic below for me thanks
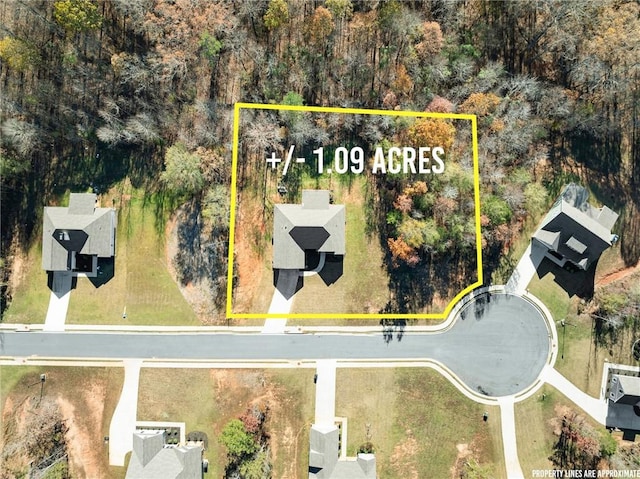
[533,184,618,270]
[308,424,376,479]
[309,424,340,478]
[42,193,116,271]
[606,375,640,432]
[125,430,203,479]
[274,190,345,270]
[330,455,376,479]
[610,374,640,404]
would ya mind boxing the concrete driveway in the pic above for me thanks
[44,272,73,332]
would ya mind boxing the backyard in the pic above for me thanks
[230,174,394,319]
[336,367,505,479]
[3,180,199,327]
[137,367,316,479]
[0,366,124,478]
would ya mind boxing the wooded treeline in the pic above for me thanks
[1,0,639,315]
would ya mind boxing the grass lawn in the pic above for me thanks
[515,384,611,475]
[137,368,223,477]
[0,366,124,478]
[527,270,612,397]
[0,365,41,401]
[4,180,199,326]
[290,178,391,316]
[515,385,559,474]
[67,184,199,326]
[527,271,575,325]
[137,367,315,479]
[525,245,633,397]
[2,241,52,323]
[231,174,392,319]
[335,368,505,479]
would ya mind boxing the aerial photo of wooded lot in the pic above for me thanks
[1,1,640,478]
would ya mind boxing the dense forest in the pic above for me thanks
[1,0,639,316]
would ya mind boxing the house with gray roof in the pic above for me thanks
[42,193,116,277]
[308,424,376,479]
[125,429,204,479]
[274,190,345,270]
[532,183,618,271]
[273,190,345,296]
[606,374,640,440]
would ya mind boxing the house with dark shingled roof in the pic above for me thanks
[607,374,640,441]
[273,189,345,271]
[42,192,116,277]
[532,183,618,271]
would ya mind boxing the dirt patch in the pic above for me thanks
[263,370,313,479]
[340,183,364,205]
[57,382,107,479]
[451,443,473,475]
[7,249,25,295]
[390,434,420,479]
[449,436,494,479]
[2,370,119,479]
[1,395,38,475]
[232,196,269,313]
[263,386,296,479]
[1,395,69,477]
[450,442,474,478]
[596,261,640,288]
[275,425,296,479]
[2,235,28,314]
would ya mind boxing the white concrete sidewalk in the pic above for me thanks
[261,318,288,334]
[109,359,142,466]
[314,359,337,425]
[541,365,607,424]
[498,396,524,479]
[505,242,545,294]
[44,272,73,332]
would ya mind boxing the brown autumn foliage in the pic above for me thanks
[407,118,456,150]
[2,0,640,317]
[459,93,502,117]
[387,237,419,267]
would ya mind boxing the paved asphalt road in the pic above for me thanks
[1,293,550,398]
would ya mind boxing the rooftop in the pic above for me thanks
[42,193,116,272]
[125,430,203,479]
[607,374,640,437]
[308,424,376,479]
[273,190,345,270]
[532,183,618,271]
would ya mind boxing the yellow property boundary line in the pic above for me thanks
[226,102,482,320]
